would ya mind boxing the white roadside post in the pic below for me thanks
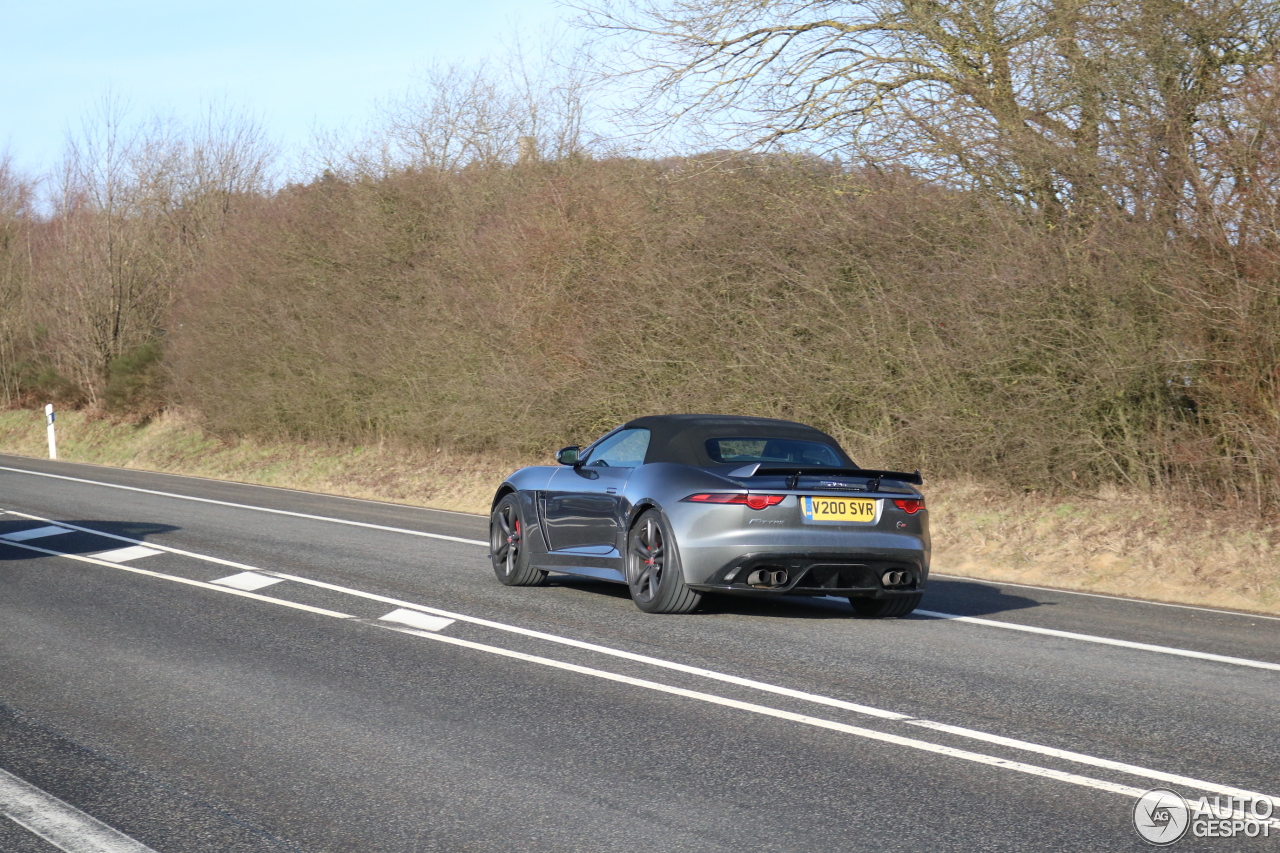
[44,403,57,460]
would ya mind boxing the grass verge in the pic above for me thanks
[2,408,1277,616]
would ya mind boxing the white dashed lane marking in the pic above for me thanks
[0,525,74,542]
[0,536,355,620]
[1,506,1277,813]
[211,571,285,591]
[378,608,455,632]
[5,502,1275,675]
[91,546,164,564]
[2,513,1277,811]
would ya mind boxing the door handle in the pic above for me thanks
[607,487,618,494]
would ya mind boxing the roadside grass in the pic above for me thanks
[2,408,1277,616]
[0,409,517,513]
[930,481,1280,616]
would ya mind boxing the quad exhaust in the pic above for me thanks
[747,568,789,588]
[881,570,914,588]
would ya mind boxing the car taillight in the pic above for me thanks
[686,493,785,510]
[893,498,925,514]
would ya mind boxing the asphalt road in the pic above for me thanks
[1,454,1276,852]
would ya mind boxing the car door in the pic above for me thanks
[544,428,651,554]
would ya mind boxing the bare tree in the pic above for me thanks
[1187,62,1280,246]
[327,37,601,178]
[40,95,162,396]
[382,62,525,170]
[582,0,1279,221]
[505,32,603,161]
[0,153,34,405]
[34,95,277,400]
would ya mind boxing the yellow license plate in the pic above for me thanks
[802,496,878,523]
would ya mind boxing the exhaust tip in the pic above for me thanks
[746,568,789,588]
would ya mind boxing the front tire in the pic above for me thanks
[490,495,546,587]
[627,509,701,614]
[849,593,922,618]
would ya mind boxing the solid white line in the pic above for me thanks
[381,625,1278,808]
[930,573,1280,622]
[6,514,1274,808]
[914,609,1280,671]
[234,574,1278,803]
[903,720,1279,805]
[1,504,907,720]
[386,627,1154,797]
[0,466,488,546]
[379,608,454,632]
[11,506,1278,679]
[4,460,1273,625]
[92,546,164,564]
[0,538,355,620]
[211,571,284,591]
[261,570,911,720]
[0,525,73,542]
[7,506,1277,696]
[255,571,1280,804]
[0,767,158,853]
[0,453,484,517]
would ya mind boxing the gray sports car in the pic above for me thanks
[489,414,929,616]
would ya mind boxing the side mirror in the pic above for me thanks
[555,445,580,466]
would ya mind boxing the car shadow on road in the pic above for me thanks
[698,594,859,619]
[919,577,1047,617]
[0,520,179,560]
[546,573,1045,620]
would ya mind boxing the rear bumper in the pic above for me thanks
[686,550,929,599]
[669,499,929,590]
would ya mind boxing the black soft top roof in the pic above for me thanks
[620,414,856,468]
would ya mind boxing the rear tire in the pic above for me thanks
[849,593,922,618]
[627,509,701,614]
[490,495,546,587]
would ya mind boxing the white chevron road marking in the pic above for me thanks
[91,546,164,563]
[0,525,73,542]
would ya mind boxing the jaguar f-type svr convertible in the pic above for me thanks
[489,414,928,616]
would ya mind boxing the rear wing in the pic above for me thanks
[726,464,923,486]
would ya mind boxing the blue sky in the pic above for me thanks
[0,0,571,177]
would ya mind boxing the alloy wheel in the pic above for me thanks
[492,503,520,576]
[630,516,664,602]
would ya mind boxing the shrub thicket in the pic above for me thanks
[4,23,1277,512]
[164,157,1280,509]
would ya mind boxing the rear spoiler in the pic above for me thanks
[726,464,923,486]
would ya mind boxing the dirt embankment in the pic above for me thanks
[3,408,1276,616]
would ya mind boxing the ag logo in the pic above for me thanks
[1134,789,1190,845]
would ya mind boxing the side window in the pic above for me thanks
[584,429,651,468]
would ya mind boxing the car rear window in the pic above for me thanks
[705,438,843,467]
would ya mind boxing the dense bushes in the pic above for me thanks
[163,157,1280,508]
[1,3,1278,518]
[0,140,1276,509]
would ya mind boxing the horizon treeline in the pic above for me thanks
[1,1,1279,511]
